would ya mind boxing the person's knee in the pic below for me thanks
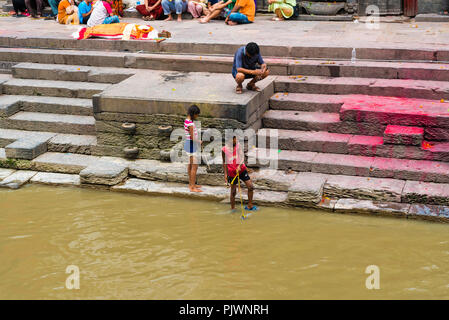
[246,182,255,192]
[235,73,245,83]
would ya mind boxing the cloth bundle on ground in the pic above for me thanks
[73,22,170,41]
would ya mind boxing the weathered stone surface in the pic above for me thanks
[324,175,405,202]
[288,172,327,204]
[236,189,289,206]
[402,180,449,206]
[408,204,449,223]
[5,139,47,160]
[96,70,274,124]
[2,78,110,99]
[0,95,21,117]
[31,152,100,174]
[334,199,410,218]
[0,170,37,189]
[312,153,374,176]
[0,168,15,181]
[113,178,229,201]
[19,95,93,116]
[251,168,298,191]
[47,134,97,155]
[263,110,340,132]
[383,125,424,146]
[30,172,80,186]
[5,112,95,135]
[248,148,317,171]
[269,92,343,113]
[80,162,128,186]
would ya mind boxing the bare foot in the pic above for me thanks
[189,186,203,193]
[194,184,202,189]
[236,85,243,94]
[199,18,209,23]
[226,20,238,26]
[177,15,182,22]
[246,83,260,92]
[164,15,172,21]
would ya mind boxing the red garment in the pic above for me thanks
[222,143,247,178]
[136,0,164,19]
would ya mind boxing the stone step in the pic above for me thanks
[269,93,344,113]
[262,110,341,131]
[258,128,449,162]
[2,78,110,98]
[0,95,92,116]
[289,59,449,81]
[12,63,136,83]
[340,95,449,129]
[258,129,449,162]
[261,110,385,136]
[47,134,97,155]
[2,48,449,79]
[248,147,449,183]
[383,125,424,146]
[275,75,449,100]
[2,112,95,135]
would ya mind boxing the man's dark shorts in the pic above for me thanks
[228,170,251,185]
[232,70,257,79]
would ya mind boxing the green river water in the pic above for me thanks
[0,185,448,299]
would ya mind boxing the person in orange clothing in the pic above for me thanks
[224,0,254,25]
[57,0,79,24]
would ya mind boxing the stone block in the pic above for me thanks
[0,170,37,189]
[30,172,80,186]
[5,139,47,160]
[80,162,128,186]
[408,204,449,223]
[334,199,410,218]
[288,172,327,204]
[402,180,449,205]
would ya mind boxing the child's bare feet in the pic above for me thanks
[199,18,209,23]
[189,186,203,193]
[236,85,243,94]
[194,184,202,189]
[164,15,172,21]
[177,15,182,22]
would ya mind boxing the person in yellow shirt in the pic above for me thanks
[224,0,254,25]
[57,0,79,24]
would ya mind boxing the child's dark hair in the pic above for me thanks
[246,42,260,57]
[187,104,201,118]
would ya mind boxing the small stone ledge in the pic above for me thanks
[80,162,128,186]
[408,204,449,223]
[30,172,80,186]
[334,199,411,218]
[0,168,15,181]
[0,170,37,189]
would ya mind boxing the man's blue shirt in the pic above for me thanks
[232,46,265,77]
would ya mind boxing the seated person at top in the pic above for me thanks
[199,0,235,23]
[188,0,209,19]
[232,42,269,94]
[57,0,79,24]
[136,0,164,21]
[87,0,120,27]
[78,0,93,24]
[225,0,254,25]
[161,0,187,22]
[12,0,28,17]
[268,0,296,21]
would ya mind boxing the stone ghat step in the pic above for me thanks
[262,110,388,136]
[1,78,111,99]
[383,125,424,146]
[0,95,92,116]
[2,37,449,63]
[248,148,449,183]
[340,95,449,129]
[12,63,137,84]
[0,128,96,159]
[1,111,96,135]
[258,129,449,162]
[275,75,449,100]
[3,48,449,79]
[269,93,345,113]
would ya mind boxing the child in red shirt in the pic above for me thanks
[222,136,257,211]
